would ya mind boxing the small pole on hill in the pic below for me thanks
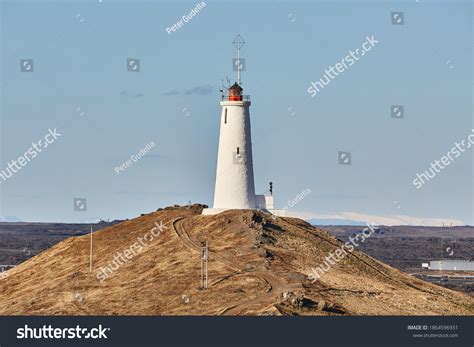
[205,240,208,289]
[200,243,204,288]
[201,240,208,289]
[89,225,93,273]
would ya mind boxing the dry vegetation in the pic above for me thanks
[0,205,473,316]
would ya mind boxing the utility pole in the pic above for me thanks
[201,240,208,289]
[89,225,93,273]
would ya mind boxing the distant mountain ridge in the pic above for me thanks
[308,218,367,226]
[0,216,22,222]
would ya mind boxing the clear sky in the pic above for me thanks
[0,0,472,225]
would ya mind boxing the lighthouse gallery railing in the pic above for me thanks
[221,95,251,101]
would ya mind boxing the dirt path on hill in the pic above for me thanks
[171,217,301,315]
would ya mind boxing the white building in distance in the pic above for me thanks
[424,260,474,271]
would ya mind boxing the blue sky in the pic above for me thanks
[1,0,472,225]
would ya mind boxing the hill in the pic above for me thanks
[0,205,472,315]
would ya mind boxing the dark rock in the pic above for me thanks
[264,250,273,258]
[318,300,327,311]
[291,296,304,308]
[256,231,276,245]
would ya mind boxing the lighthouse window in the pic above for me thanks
[224,109,227,124]
[236,147,240,154]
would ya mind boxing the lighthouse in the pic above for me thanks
[203,35,280,216]
[211,79,256,210]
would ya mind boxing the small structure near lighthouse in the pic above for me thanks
[203,35,283,216]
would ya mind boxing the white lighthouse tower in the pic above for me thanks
[203,35,280,216]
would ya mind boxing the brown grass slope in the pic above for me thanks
[0,205,472,316]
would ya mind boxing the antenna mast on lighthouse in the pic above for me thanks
[233,34,245,86]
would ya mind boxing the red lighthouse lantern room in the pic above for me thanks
[228,82,243,101]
